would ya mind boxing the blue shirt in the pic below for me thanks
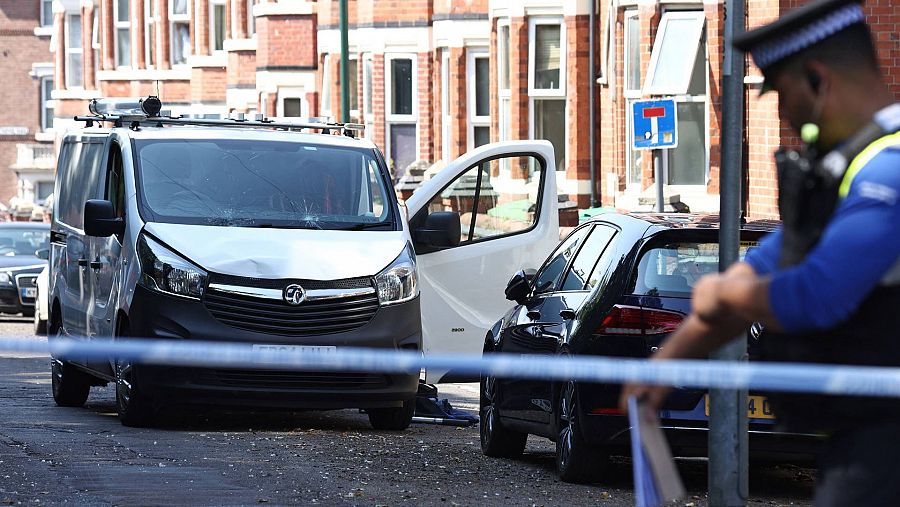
[745,146,900,333]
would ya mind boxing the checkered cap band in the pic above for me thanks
[751,3,866,70]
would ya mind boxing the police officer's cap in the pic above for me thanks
[733,0,867,93]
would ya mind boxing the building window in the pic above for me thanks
[441,50,451,162]
[348,58,359,118]
[321,56,332,115]
[498,21,512,174]
[362,55,373,117]
[385,54,417,177]
[40,0,54,27]
[528,18,565,171]
[645,10,709,186]
[66,14,83,88]
[247,0,256,36]
[468,50,490,150]
[210,0,226,52]
[40,77,54,131]
[528,19,565,96]
[278,92,306,118]
[170,0,190,65]
[37,181,55,203]
[114,0,130,67]
[144,0,156,67]
[624,10,642,186]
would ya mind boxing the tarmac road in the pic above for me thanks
[0,318,814,506]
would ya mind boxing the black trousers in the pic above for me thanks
[815,422,900,506]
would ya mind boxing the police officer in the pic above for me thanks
[620,0,900,504]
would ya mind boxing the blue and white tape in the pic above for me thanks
[3,337,900,399]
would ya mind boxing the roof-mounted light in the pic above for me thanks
[88,96,162,118]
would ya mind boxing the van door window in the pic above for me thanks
[423,155,544,245]
[57,141,104,229]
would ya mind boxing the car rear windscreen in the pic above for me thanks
[630,241,754,298]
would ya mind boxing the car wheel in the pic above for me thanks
[367,398,415,431]
[115,323,156,428]
[51,358,91,407]
[556,380,607,484]
[480,374,527,458]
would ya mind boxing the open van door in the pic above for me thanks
[406,141,559,383]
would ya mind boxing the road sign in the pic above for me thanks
[632,99,678,150]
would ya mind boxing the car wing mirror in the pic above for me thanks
[414,211,461,251]
[505,268,536,304]
[35,248,49,260]
[84,200,125,238]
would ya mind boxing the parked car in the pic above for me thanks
[34,265,48,334]
[0,222,50,318]
[48,97,560,428]
[479,213,820,483]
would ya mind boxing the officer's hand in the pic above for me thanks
[619,382,672,416]
[692,274,726,324]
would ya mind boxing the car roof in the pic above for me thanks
[0,222,50,229]
[66,125,378,150]
[585,212,779,234]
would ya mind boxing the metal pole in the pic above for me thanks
[588,0,597,207]
[709,0,747,503]
[339,0,350,123]
[654,150,664,212]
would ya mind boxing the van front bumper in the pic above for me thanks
[127,284,421,410]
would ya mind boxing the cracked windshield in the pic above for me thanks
[134,139,392,230]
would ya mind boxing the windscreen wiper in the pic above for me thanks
[336,222,394,231]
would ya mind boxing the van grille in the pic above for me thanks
[203,283,380,336]
[195,369,390,390]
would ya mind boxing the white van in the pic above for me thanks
[49,98,558,428]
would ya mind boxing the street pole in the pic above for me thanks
[654,150,664,212]
[339,0,350,124]
[709,0,747,503]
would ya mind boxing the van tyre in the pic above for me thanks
[51,359,91,407]
[480,374,527,458]
[115,358,156,427]
[368,399,415,431]
[556,380,607,484]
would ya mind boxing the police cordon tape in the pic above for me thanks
[3,336,900,398]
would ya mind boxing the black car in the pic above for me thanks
[479,213,820,483]
[0,222,50,316]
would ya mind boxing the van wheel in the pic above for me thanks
[480,374,527,458]
[115,358,156,427]
[556,380,607,484]
[51,359,91,407]
[368,399,414,431]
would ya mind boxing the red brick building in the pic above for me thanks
[48,0,900,219]
[0,0,56,210]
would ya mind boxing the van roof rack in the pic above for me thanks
[73,96,366,138]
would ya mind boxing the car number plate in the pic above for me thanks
[704,394,775,420]
[252,344,337,355]
[21,287,36,298]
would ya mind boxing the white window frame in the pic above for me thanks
[441,49,451,162]
[144,0,156,68]
[247,0,256,37]
[321,56,332,116]
[527,17,566,98]
[384,53,419,174]
[170,0,190,66]
[65,14,83,89]
[40,76,54,131]
[497,19,511,159]
[362,54,373,118]
[348,57,359,121]
[623,10,641,99]
[113,0,131,68]
[277,89,308,118]
[467,48,490,150]
[643,10,706,96]
[209,0,227,54]
[40,0,54,27]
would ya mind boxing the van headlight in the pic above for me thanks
[375,244,418,306]
[137,234,207,299]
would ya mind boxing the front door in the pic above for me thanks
[406,141,559,383]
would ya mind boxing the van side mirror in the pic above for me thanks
[414,211,461,250]
[505,269,536,304]
[35,248,49,260]
[84,200,124,237]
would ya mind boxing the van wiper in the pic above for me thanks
[336,222,394,231]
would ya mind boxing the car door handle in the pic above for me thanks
[559,308,577,320]
[90,261,103,270]
[77,259,88,267]
[526,310,541,320]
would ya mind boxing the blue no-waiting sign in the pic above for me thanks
[631,99,678,150]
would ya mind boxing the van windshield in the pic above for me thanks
[133,139,394,230]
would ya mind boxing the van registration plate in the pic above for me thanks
[252,344,337,355]
[704,394,775,420]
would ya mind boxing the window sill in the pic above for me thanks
[34,131,55,142]
[33,26,53,37]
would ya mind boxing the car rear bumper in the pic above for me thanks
[126,284,422,410]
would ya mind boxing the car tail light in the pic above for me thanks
[595,305,684,336]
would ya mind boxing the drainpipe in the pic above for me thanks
[588,0,597,207]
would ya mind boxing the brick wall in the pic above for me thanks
[565,15,592,206]
[191,67,227,103]
[434,0,489,16]
[256,14,317,69]
[448,47,467,159]
[227,50,257,87]
[417,52,435,162]
[372,53,386,149]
